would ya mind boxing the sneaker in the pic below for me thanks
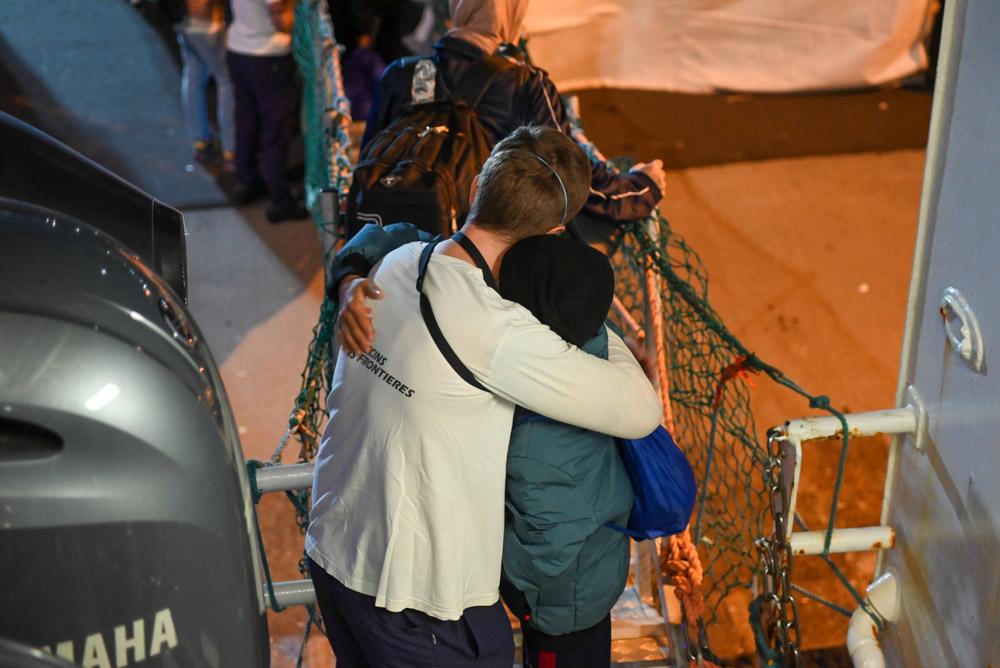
[266,202,309,223]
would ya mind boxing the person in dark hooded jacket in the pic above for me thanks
[361,0,667,226]
[497,233,634,668]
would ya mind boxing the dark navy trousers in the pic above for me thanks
[307,558,515,667]
[521,615,612,668]
[226,51,296,208]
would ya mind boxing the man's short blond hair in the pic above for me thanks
[469,126,590,240]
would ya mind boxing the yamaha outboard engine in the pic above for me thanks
[0,114,268,666]
[0,112,187,301]
[0,638,76,668]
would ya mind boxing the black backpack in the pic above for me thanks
[345,55,512,239]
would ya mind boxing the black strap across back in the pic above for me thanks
[416,232,495,392]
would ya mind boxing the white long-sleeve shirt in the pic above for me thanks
[306,242,661,620]
[226,0,290,56]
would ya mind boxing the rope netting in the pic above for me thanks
[612,212,767,625]
[273,2,881,664]
[578,143,882,661]
[292,0,352,242]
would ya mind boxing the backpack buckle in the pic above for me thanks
[420,125,449,138]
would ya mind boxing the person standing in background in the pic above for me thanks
[175,0,236,171]
[362,0,667,230]
[226,0,308,222]
[341,14,386,123]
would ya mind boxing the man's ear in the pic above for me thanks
[469,174,480,207]
[545,224,566,235]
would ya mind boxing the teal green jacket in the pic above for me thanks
[326,223,430,301]
[500,329,634,636]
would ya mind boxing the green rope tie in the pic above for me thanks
[295,605,317,668]
[790,582,852,618]
[693,404,722,544]
[748,595,783,667]
[247,460,285,613]
[246,458,265,504]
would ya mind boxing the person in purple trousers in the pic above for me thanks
[226,0,308,222]
[342,16,386,123]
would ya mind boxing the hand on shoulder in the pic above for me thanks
[337,275,383,354]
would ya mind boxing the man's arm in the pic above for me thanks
[328,223,433,352]
[326,222,431,301]
[517,69,665,223]
[485,325,662,439]
[267,0,294,33]
[586,160,665,222]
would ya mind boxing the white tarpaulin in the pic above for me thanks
[522,0,933,93]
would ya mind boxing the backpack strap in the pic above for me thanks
[416,238,491,392]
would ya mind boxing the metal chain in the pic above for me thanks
[753,426,802,667]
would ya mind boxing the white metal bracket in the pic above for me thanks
[776,408,917,550]
[904,384,928,452]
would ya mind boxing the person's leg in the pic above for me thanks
[254,54,297,211]
[522,615,611,668]
[306,559,445,668]
[309,553,512,667]
[306,557,370,667]
[353,598,514,668]
[177,30,212,156]
[226,51,261,192]
[194,28,237,164]
[453,599,517,667]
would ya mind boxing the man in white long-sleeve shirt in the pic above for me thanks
[306,126,662,667]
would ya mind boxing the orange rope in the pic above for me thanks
[663,529,704,620]
[646,267,674,431]
[642,230,715,666]
[662,529,722,668]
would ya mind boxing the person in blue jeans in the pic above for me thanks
[497,234,634,668]
[175,0,236,169]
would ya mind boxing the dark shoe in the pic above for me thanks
[231,181,264,205]
[193,143,213,165]
[266,202,309,223]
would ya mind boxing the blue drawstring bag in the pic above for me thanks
[608,425,696,540]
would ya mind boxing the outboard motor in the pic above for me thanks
[0,116,268,667]
[0,638,76,667]
[0,111,187,301]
